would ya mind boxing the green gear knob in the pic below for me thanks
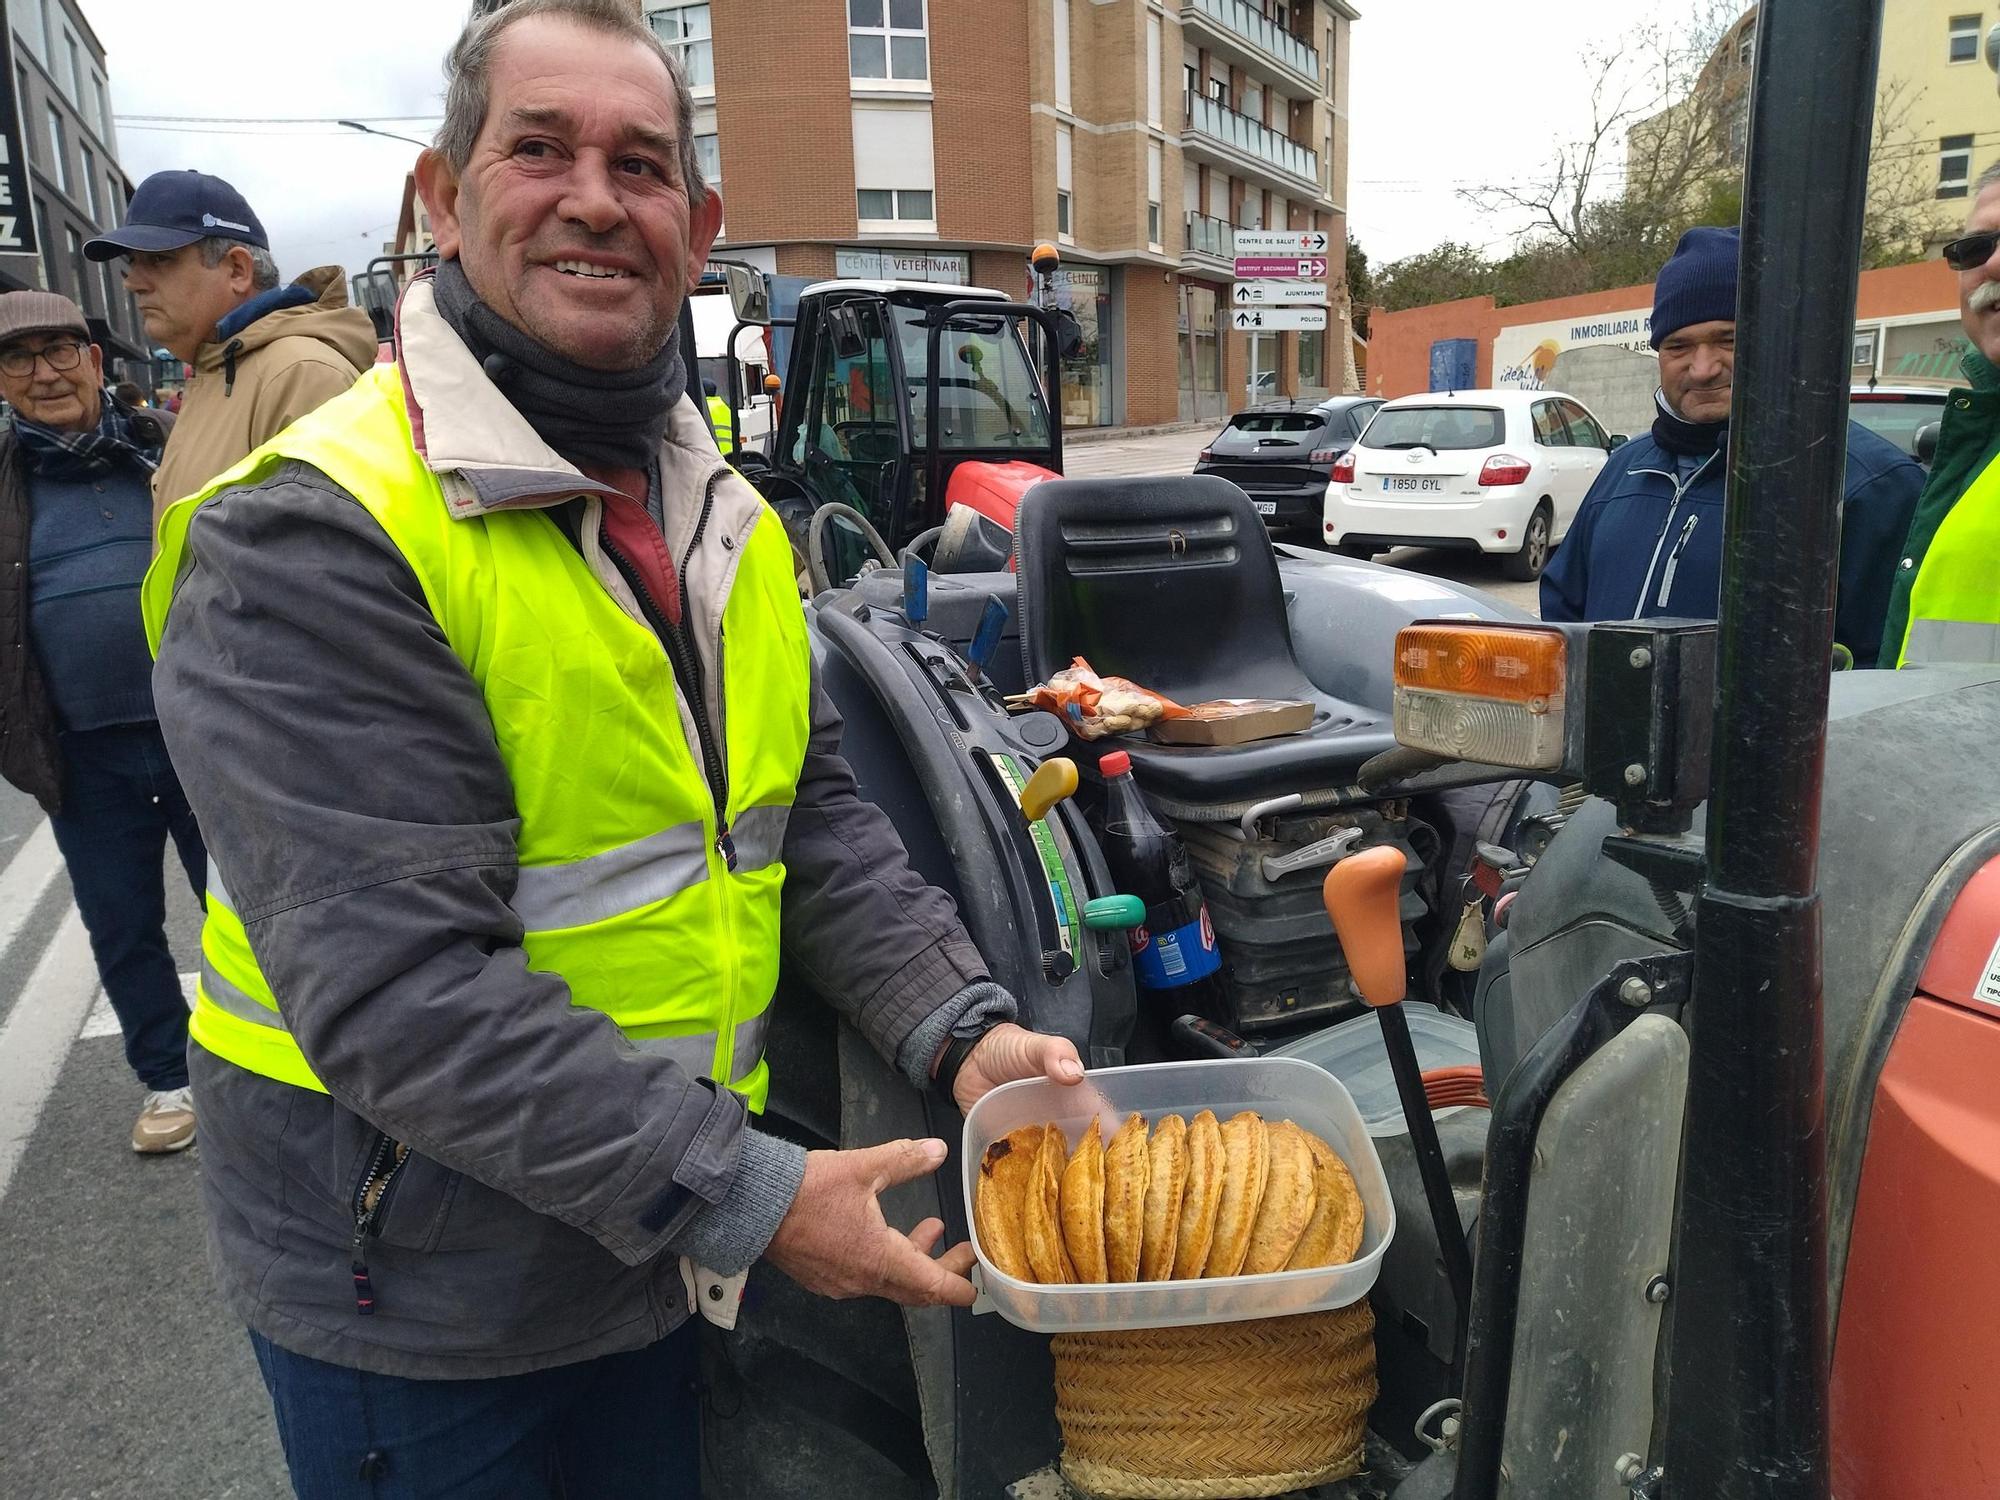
[1082,894,1146,931]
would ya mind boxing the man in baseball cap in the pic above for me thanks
[0,290,203,1152]
[85,170,376,525]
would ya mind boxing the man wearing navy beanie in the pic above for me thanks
[1542,226,1923,666]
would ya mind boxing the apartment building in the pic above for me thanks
[0,0,151,387]
[653,0,1356,427]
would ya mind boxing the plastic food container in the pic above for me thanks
[1273,1005,1483,1136]
[962,1056,1397,1334]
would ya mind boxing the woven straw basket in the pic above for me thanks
[1050,1304,1377,1499]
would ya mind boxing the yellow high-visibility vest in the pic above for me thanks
[143,364,811,1110]
[1898,446,2000,666]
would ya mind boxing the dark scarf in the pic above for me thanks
[14,394,162,480]
[1650,388,1727,459]
[428,257,685,471]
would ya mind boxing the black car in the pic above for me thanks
[1193,395,1383,538]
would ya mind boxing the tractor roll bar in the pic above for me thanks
[1662,0,1885,1493]
[921,300,1067,517]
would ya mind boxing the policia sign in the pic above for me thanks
[0,23,40,261]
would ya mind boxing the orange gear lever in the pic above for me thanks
[1322,845,1410,1008]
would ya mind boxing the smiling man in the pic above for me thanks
[1879,161,2000,665]
[1543,225,1922,667]
[85,171,376,525]
[144,2,1078,1495]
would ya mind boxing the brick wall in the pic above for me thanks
[711,4,854,244]
[1123,266,1180,425]
[775,244,837,280]
[933,0,1033,248]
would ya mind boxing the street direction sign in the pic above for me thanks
[1232,229,1330,257]
[1229,307,1329,332]
[1232,281,1326,307]
[1233,255,1328,279]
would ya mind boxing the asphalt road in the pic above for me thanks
[0,430,1535,1499]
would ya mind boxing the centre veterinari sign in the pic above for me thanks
[1493,308,1654,390]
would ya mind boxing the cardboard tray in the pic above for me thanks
[1149,698,1314,746]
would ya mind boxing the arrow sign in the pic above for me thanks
[1233,229,1331,257]
[1229,307,1328,332]
[1233,281,1327,307]
[1233,255,1327,280]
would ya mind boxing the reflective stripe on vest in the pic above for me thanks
[150,366,812,1112]
[1900,445,2000,666]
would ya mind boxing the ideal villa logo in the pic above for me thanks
[1494,311,1654,390]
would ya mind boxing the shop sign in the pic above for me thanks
[1493,308,1653,391]
[834,248,970,284]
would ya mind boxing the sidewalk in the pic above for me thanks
[1064,418,1212,446]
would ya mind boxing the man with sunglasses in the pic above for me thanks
[0,291,205,1153]
[1881,164,2000,665]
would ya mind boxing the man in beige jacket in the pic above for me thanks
[85,170,378,521]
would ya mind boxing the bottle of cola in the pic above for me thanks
[1093,750,1230,1023]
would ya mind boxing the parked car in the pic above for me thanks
[1324,388,1621,581]
[1848,382,1949,466]
[1194,395,1383,538]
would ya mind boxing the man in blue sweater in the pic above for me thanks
[1542,227,1922,666]
[0,291,204,1152]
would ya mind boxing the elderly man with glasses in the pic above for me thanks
[1881,161,2000,665]
[0,290,205,1153]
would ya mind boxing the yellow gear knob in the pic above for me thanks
[1018,757,1079,823]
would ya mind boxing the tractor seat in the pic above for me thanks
[1015,475,1397,804]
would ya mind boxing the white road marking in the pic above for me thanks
[0,910,101,1203]
[77,972,198,1042]
[0,818,64,968]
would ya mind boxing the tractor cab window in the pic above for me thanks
[798,299,903,534]
[892,305,1053,452]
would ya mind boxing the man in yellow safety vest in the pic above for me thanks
[1882,159,2000,666]
[145,3,1081,1491]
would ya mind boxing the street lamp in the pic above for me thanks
[337,120,431,149]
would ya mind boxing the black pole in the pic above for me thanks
[1661,0,1880,1493]
[1376,1004,1473,1368]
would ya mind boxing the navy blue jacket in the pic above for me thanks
[1540,421,1923,668]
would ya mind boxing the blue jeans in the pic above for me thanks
[47,722,205,1091]
[249,1324,703,1499]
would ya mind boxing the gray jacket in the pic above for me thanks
[152,282,1008,1379]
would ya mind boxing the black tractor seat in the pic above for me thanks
[1015,474,1397,803]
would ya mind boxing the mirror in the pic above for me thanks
[1607,433,1629,451]
[1915,420,1941,466]
[826,304,867,360]
[721,262,771,325]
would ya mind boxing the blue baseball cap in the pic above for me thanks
[83,170,269,261]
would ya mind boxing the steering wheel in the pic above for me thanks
[806,501,898,595]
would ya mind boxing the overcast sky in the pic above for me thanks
[83,0,1666,282]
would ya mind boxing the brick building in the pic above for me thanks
[648,0,1357,428]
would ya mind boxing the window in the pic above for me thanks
[1298,331,1323,387]
[1737,20,1756,70]
[1727,107,1749,165]
[45,105,67,196]
[1209,76,1229,108]
[1950,14,1982,63]
[92,74,109,141]
[650,5,713,88]
[694,132,721,189]
[67,227,92,313]
[1147,142,1163,251]
[1053,0,1071,113]
[1941,134,1974,198]
[1561,400,1609,449]
[80,145,98,218]
[62,30,80,103]
[1532,401,1571,447]
[1056,125,1074,241]
[849,0,928,83]
[1184,63,1199,120]
[1146,16,1163,128]
[856,187,932,222]
[100,261,120,330]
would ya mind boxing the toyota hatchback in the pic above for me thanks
[1324,389,1621,580]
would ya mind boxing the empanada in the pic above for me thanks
[974,1125,1045,1281]
[1103,1113,1151,1282]
[1287,1128,1367,1270]
[1171,1109,1226,1280]
[1202,1111,1270,1278]
[1242,1119,1318,1274]
[1059,1118,1108,1283]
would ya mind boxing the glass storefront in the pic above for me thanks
[1043,265,1114,427]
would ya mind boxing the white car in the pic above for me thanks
[1323,389,1621,581]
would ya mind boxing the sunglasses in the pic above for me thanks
[1942,230,2000,271]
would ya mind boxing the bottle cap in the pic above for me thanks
[1098,750,1132,776]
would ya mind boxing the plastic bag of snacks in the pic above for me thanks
[1007,657,1191,739]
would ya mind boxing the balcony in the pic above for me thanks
[1184,94,1320,190]
[1184,211,1236,267]
[1181,0,1320,89]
